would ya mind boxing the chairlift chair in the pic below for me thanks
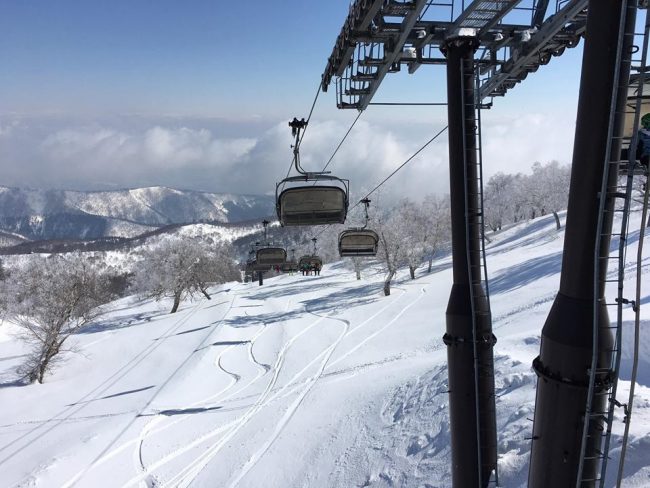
[298,255,323,269]
[255,247,287,266]
[277,176,349,226]
[298,255,311,268]
[252,262,272,272]
[338,198,379,257]
[276,117,350,226]
[619,74,650,174]
[338,228,380,256]
[281,261,299,272]
[623,73,650,139]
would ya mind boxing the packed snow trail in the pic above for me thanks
[2,296,213,474]
[223,312,350,488]
[1,212,649,487]
[133,315,272,480]
[127,306,332,487]
[165,283,430,487]
[63,291,238,487]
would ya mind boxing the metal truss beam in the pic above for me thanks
[453,0,520,34]
[322,0,385,91]
[478,0,588,99]
[323,0,589,109]
[356,0,429,110]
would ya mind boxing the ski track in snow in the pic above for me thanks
[161,302,331,486]
[62,292,239,488]
[271,287,429,404]
[177,286,427,487]
[122,298,330,486]
[3,297,210,476]
[134,318,272,482]
[132,299,290,481]
[224,312,351,488]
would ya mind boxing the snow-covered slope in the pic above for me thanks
[0,211,648,488]
[0,186,274,242]
[0,230,29,248]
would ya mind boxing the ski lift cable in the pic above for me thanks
[360,124,448,203]
[419,1,433,21]
[316,110,364,177]
[313,124,448,238]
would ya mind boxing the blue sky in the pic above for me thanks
[0,1,584,195]
[0,1,349,117]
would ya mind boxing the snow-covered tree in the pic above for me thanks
[7,253,111,383]
[422,194,451,273]
[134,237,239,313]
[349,256,364,280]
[484,173,518,232]
[528,161,571,229]
[483,162,570,231]
[395,199,429,280]
[375,203,410,295]
[0,258,8,315]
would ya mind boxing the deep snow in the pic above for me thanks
[0,210,648,487]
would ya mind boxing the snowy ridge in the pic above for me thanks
[0,210,648,487]
[0,186,274,242]
[0,230,29,248]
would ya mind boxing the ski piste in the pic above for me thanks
[0,210,648,487]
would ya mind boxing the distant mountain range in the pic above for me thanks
[0,186,275,243]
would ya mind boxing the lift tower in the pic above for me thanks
[441,32,496,487]
[321,0,595,486]
[529,1,639,486]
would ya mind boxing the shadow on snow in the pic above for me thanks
[489,252,562,295]
[67,385,156,405]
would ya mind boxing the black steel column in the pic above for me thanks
[442,35,497,488]
[528,1,635,486]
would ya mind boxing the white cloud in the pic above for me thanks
[0,112,575,201]
[481,112,575,177]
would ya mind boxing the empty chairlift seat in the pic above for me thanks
[338,228,379,257]
[276,176,349,226]
[256,247,287,266]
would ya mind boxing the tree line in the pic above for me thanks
[0,160,572,383]
[0,237,239,384]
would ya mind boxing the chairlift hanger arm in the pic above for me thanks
[360,197,371,229]
[289,117,308,174]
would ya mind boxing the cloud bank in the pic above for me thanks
[0,112,575,202]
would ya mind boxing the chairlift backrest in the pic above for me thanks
[298,255,322,268]
[277,181,349,226]
[338,228,379,257]
[256,247,287,266]
[623,73,650,139]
